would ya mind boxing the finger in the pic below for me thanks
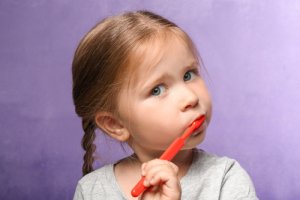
[143,159,179,175]
[141,159,180,190]
[148,169,178,187]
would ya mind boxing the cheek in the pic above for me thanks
[196,81,213,121]
[202,90,213,124]
[127,105,181,147]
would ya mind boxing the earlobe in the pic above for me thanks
[94,112,130,142]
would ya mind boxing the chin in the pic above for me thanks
[184,131,206,149]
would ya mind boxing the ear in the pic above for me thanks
[94,112,130,142]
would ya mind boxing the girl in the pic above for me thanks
[72,10,258,200]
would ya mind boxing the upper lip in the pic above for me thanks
[187,114,205,129]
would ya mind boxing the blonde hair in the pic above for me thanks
[72,10,200,175]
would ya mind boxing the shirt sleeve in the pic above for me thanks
[73,183,84,200]
[220,159,259,200]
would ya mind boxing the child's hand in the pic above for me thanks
[139,159,181,200]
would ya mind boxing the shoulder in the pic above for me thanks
[192,149,238,174]
[73,164,121,199]
[188,149,258,199]
[196,150,254,183]
[78,164,112,187]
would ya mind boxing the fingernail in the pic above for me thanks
[150,178,155,184]
[143,179,150,187]
[142,163,147,170]
[141,163,146,176]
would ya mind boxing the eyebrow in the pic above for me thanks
[140,60,199,93]
[188,60,200,68]
[141,73,171,94]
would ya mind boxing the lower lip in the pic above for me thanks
[191,123,205,136]
[192,130,201,137]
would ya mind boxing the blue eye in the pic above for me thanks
[183,71,194,81]
[151,85,165,96]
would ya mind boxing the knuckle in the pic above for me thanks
[174,165,179,173]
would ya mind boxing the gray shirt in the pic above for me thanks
[73,149,258,200]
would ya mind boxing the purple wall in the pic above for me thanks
[1,0,299,199]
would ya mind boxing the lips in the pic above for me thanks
[191,126,203,136]
[191,115,205,136]
[191,118,206,136]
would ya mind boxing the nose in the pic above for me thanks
[179,85,199,112]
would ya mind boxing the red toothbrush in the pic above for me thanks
[131,115,206,197]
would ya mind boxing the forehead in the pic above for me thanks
[126,30,198,87]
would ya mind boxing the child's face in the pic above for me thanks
[117,36,212,155]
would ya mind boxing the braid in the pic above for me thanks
[81,119,96,176]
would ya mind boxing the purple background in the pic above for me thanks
[1,0,299,199]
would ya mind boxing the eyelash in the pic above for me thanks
[188,68,200,77]
[151,84,166,96]
[149,68,200,97]
[184,70,197,81]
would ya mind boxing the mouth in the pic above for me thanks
[190,115,206,136]
[191,124,205,136]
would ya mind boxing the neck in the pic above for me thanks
[132,148,194,171]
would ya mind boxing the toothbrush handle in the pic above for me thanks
[159,138,184,160]
[131,138,184,197]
